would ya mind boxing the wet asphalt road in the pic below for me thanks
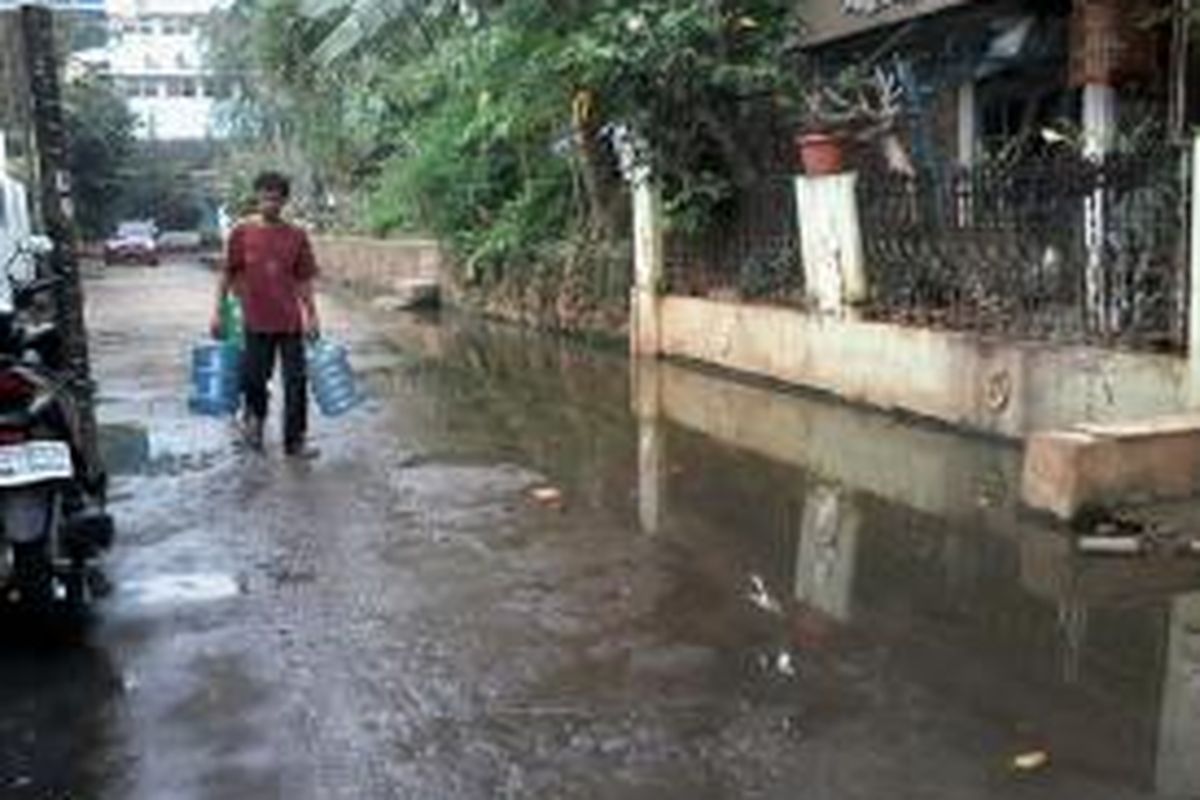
[1,260,1198,799]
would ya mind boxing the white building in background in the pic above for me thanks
[0,0,106,12]
[82,0,229,141]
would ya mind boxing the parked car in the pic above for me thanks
[104,221,159,266]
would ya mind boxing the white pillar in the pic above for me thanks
[1082,84,1117,159]
[955,81,978,227]
[956,81,977,168]
[1082,84,1117,335]
[630,168,664,356]
[795,173,867,315]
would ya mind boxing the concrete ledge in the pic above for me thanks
[1022,414,1200,520]
[658,295,1187,438]
[313,236,443,298]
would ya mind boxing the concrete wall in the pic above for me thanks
[313,236,443,296]
[658,296,1189,439]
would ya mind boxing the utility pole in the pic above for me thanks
[16,4,100,483]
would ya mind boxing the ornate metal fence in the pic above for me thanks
[663,176,805,306]
[857,145,1189,351]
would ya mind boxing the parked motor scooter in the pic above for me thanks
[0,237,113,617]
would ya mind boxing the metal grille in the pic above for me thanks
[663,176,805,306]
[857,144,1189,351]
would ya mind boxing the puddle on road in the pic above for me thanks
[362,314,1200,799]
[100,422,226,477]
[120,572,241,607]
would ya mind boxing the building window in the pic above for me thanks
[182,78,197,98]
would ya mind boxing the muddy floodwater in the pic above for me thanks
[2,264,1198,799]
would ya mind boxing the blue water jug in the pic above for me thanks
[188,339,242,416]
[307,338,363,417]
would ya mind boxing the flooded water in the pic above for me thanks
[6,265,1199,799]
[361,309,1200,799]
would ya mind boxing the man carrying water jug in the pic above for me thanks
[210,171,321,459]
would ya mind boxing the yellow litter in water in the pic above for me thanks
[1012,751,1050,772]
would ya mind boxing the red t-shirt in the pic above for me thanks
[225,220,318,334]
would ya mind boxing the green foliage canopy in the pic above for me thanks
[207,0,805,280]
[64,77,137,239]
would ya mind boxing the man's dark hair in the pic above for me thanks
[252,171,291,199]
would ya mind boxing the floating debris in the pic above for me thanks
[528,485,565,508]
[1011,750,1050,772]
[1076,536,1149,556]
[747,574,783,614]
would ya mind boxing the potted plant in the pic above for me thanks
[788,65,907,177]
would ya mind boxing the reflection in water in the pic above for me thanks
[629,356,1200,798]
[1157,593,1200,797]
[637,422,664,534]
[794,484,859,624]
[368,316,1200,797]
[0,637,122,798]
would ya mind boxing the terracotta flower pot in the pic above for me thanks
[796,133,846,177]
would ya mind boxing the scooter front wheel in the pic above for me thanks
[11,540,53,611]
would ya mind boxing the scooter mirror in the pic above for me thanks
[21,236,54,256]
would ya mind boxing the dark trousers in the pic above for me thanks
[242,331,308,448]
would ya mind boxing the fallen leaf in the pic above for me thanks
[1012,750,1050,772]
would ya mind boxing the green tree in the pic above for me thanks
[118,154,208,230]
[64,76,136,240]
[206,0,806,293]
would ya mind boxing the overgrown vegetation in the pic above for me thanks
[205,0,806,322]
[64,77,136,240]
[64,78,211,239]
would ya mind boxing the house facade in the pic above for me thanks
[800,0,1179,170]
[73,0,229,141]
[640,0,1195,441]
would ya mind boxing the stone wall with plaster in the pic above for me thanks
[657,295,1189,439]
[313,236,443,295]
